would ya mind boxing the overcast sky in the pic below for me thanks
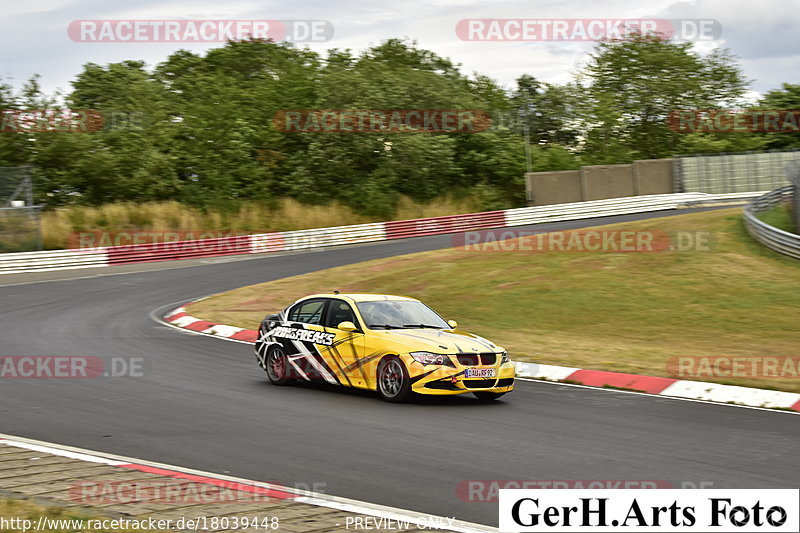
[1,0,797,101]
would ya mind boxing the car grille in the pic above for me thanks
[497,378,514,387]
[463,379,498,389]
[481,353,497,365]
[456,354,479,366]
[455,353,499,366]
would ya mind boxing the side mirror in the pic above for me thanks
[447,320,458,329]
[337,321,357,332]
[266,314,280,322]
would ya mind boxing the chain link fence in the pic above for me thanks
[0,166,43,252]
[674,149,800,194]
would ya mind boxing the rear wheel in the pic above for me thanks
[377,356,413,402]
[266,346,294,385]
[473,391,506,402]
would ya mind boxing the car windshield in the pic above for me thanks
[356,300,450,330]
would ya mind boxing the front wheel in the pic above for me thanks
[473,391,506,402]
[266,346,294,385]
[377,356,413,402]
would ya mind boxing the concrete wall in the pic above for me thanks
[525,171,582,205]
[633,159,674,195]
[582,164,635,201]
[525,159,675,206]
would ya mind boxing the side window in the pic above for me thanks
[287,299,326,325]
[324,300,357,329]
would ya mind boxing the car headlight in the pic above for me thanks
[501,351,510,364]
[410,352,454,366]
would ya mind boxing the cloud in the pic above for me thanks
[0,0,794,97]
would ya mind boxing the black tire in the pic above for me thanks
[473,391,506,402]
[265,346,294,385]
[376,356,413,402]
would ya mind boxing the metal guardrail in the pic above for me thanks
[0,192,760,275]
[743,186,800,260]
[506,191,764,226]
[107,235,251,265]
[385,211,505,239]
[0,248,109,274]
[265,222,387,252]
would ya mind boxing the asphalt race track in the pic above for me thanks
[1,207,798,527]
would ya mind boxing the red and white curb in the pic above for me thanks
[0,433,494,533]
[164,304,258,343]
[515,363,800,413]
[162,304,800,414]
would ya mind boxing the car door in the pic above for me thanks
[321,299,369,389]
[277,298,340,384]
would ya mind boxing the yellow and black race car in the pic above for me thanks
[254,293,514,402]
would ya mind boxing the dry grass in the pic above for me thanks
[191,208,800,393]
[0,498,159,532]
[40,195,479,249]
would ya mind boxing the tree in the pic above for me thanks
[46,61,181,205]
[154,40,321,207]
[756,83,800,149]
[575,33,749,162]
[294,38,516,210]
[0,80,30,168]
[4,35,785,217]
[510,75,578,146]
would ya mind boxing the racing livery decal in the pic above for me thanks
[271,326,335,346]
[254,293,515,402]
[255,313,340,385]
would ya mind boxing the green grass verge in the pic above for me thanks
[192,208,800,393]
[757,202,797,233]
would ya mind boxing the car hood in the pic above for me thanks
[370,328,503,354]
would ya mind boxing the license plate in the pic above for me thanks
[465,368,496,378]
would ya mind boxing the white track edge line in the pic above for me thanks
[0,433,494,533]
[0,440,127,465]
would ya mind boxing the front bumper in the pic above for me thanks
[407,358,516,396]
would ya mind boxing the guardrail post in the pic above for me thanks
[785,161,800,232]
